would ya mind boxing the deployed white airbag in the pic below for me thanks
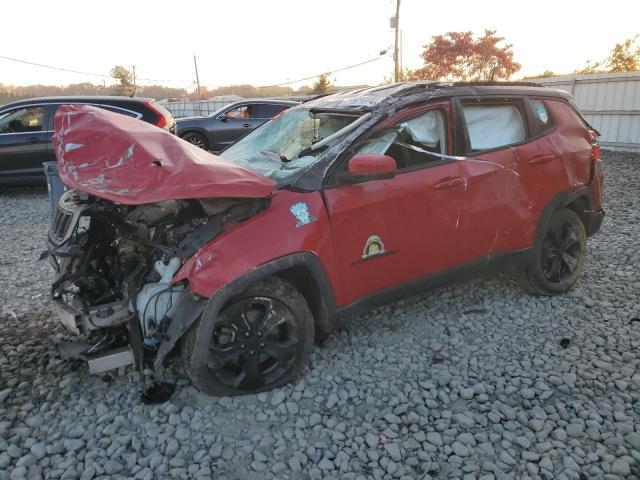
[463,104,525,151]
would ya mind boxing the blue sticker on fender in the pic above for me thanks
[290,202,317,228]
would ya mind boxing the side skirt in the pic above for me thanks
[335,248,533,323]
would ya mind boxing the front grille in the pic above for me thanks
[50,210,74,242]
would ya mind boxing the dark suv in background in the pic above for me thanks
[176,99,297,152]
[0,96,176,185]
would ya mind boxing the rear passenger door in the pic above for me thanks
[454,97,533,260]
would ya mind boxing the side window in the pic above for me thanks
[253,104,290,119]
[225,105,252,119]
[0,106,46,133]
[357,109,447,170]
[529,98,555,133]
[99,104,142,119]
[462,103,526,151]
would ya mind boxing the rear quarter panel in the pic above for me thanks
[511,99,594,248]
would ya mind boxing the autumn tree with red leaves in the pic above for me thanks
[410,30,521,81]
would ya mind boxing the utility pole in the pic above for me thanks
[393,0,401,82]
[193,54,202,100]
[131,65,137,97]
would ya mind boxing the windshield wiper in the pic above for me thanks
[297,144,328,158]
[260,150,289,162]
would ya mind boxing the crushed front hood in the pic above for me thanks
[53,105,276,204]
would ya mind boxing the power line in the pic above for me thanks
[0,54,111,78]
[0,54,192,83]
[262,51,389,88]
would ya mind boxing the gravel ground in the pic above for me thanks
[1,151,639,480]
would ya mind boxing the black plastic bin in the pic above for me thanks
[43,162,68,214]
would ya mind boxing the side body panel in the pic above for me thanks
[321,101,473,306]
[513,99,593,246]
[175,190,339,299]
[322,162,466,306]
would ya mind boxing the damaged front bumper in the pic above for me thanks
[46,190,207,374]
[50,296,129,335]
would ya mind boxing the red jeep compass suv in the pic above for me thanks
[47,82,604,395]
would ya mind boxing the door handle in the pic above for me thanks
[528,154,554,165]
[433,177,464,190]
[26,137,41,144]
[242,123,251,128]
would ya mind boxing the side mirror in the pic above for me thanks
[347,154,397,181]
[218,113,228,122]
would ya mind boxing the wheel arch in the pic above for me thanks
[534,187,594,250]
[179,128,210,143]
[154,252,337,368]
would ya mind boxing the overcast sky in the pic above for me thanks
[2,0,638,89]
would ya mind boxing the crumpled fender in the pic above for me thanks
[173,190,337,298]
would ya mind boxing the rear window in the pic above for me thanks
[462,103,526,151]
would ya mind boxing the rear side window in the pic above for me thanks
[529,99,555,133]
[99,104,142,119]
[253,104,290,119]
[462,103,526,151]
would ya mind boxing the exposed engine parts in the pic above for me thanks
[47,189,268,370]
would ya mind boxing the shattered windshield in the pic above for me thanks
[221,107,361,180]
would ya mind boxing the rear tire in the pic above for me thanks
[182,132,209,150]
[181,277,314,396]
[519,208,587,295]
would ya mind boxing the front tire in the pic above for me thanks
[182,132,209,150]
[181,277,314,396]
[520,208,587,295]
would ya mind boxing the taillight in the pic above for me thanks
[588,142,601,184]
[145,101,169,130]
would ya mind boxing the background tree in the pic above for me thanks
[607,35,640,72]
[110,65,134,95]
[312,74,332,94]
[410,29,520,81]
[574,35,640,74]
[530,69,555,79]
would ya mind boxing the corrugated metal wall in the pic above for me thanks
[536,71,640,152]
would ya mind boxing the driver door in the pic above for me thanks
[0,104,52,182]
[213,103,264,151]
[322,102,468,307]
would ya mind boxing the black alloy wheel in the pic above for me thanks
[208,296,299,390]
[182,132,208,150]
[520,208,587,295]
[181,277,314,395]
[541,219,582,283]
